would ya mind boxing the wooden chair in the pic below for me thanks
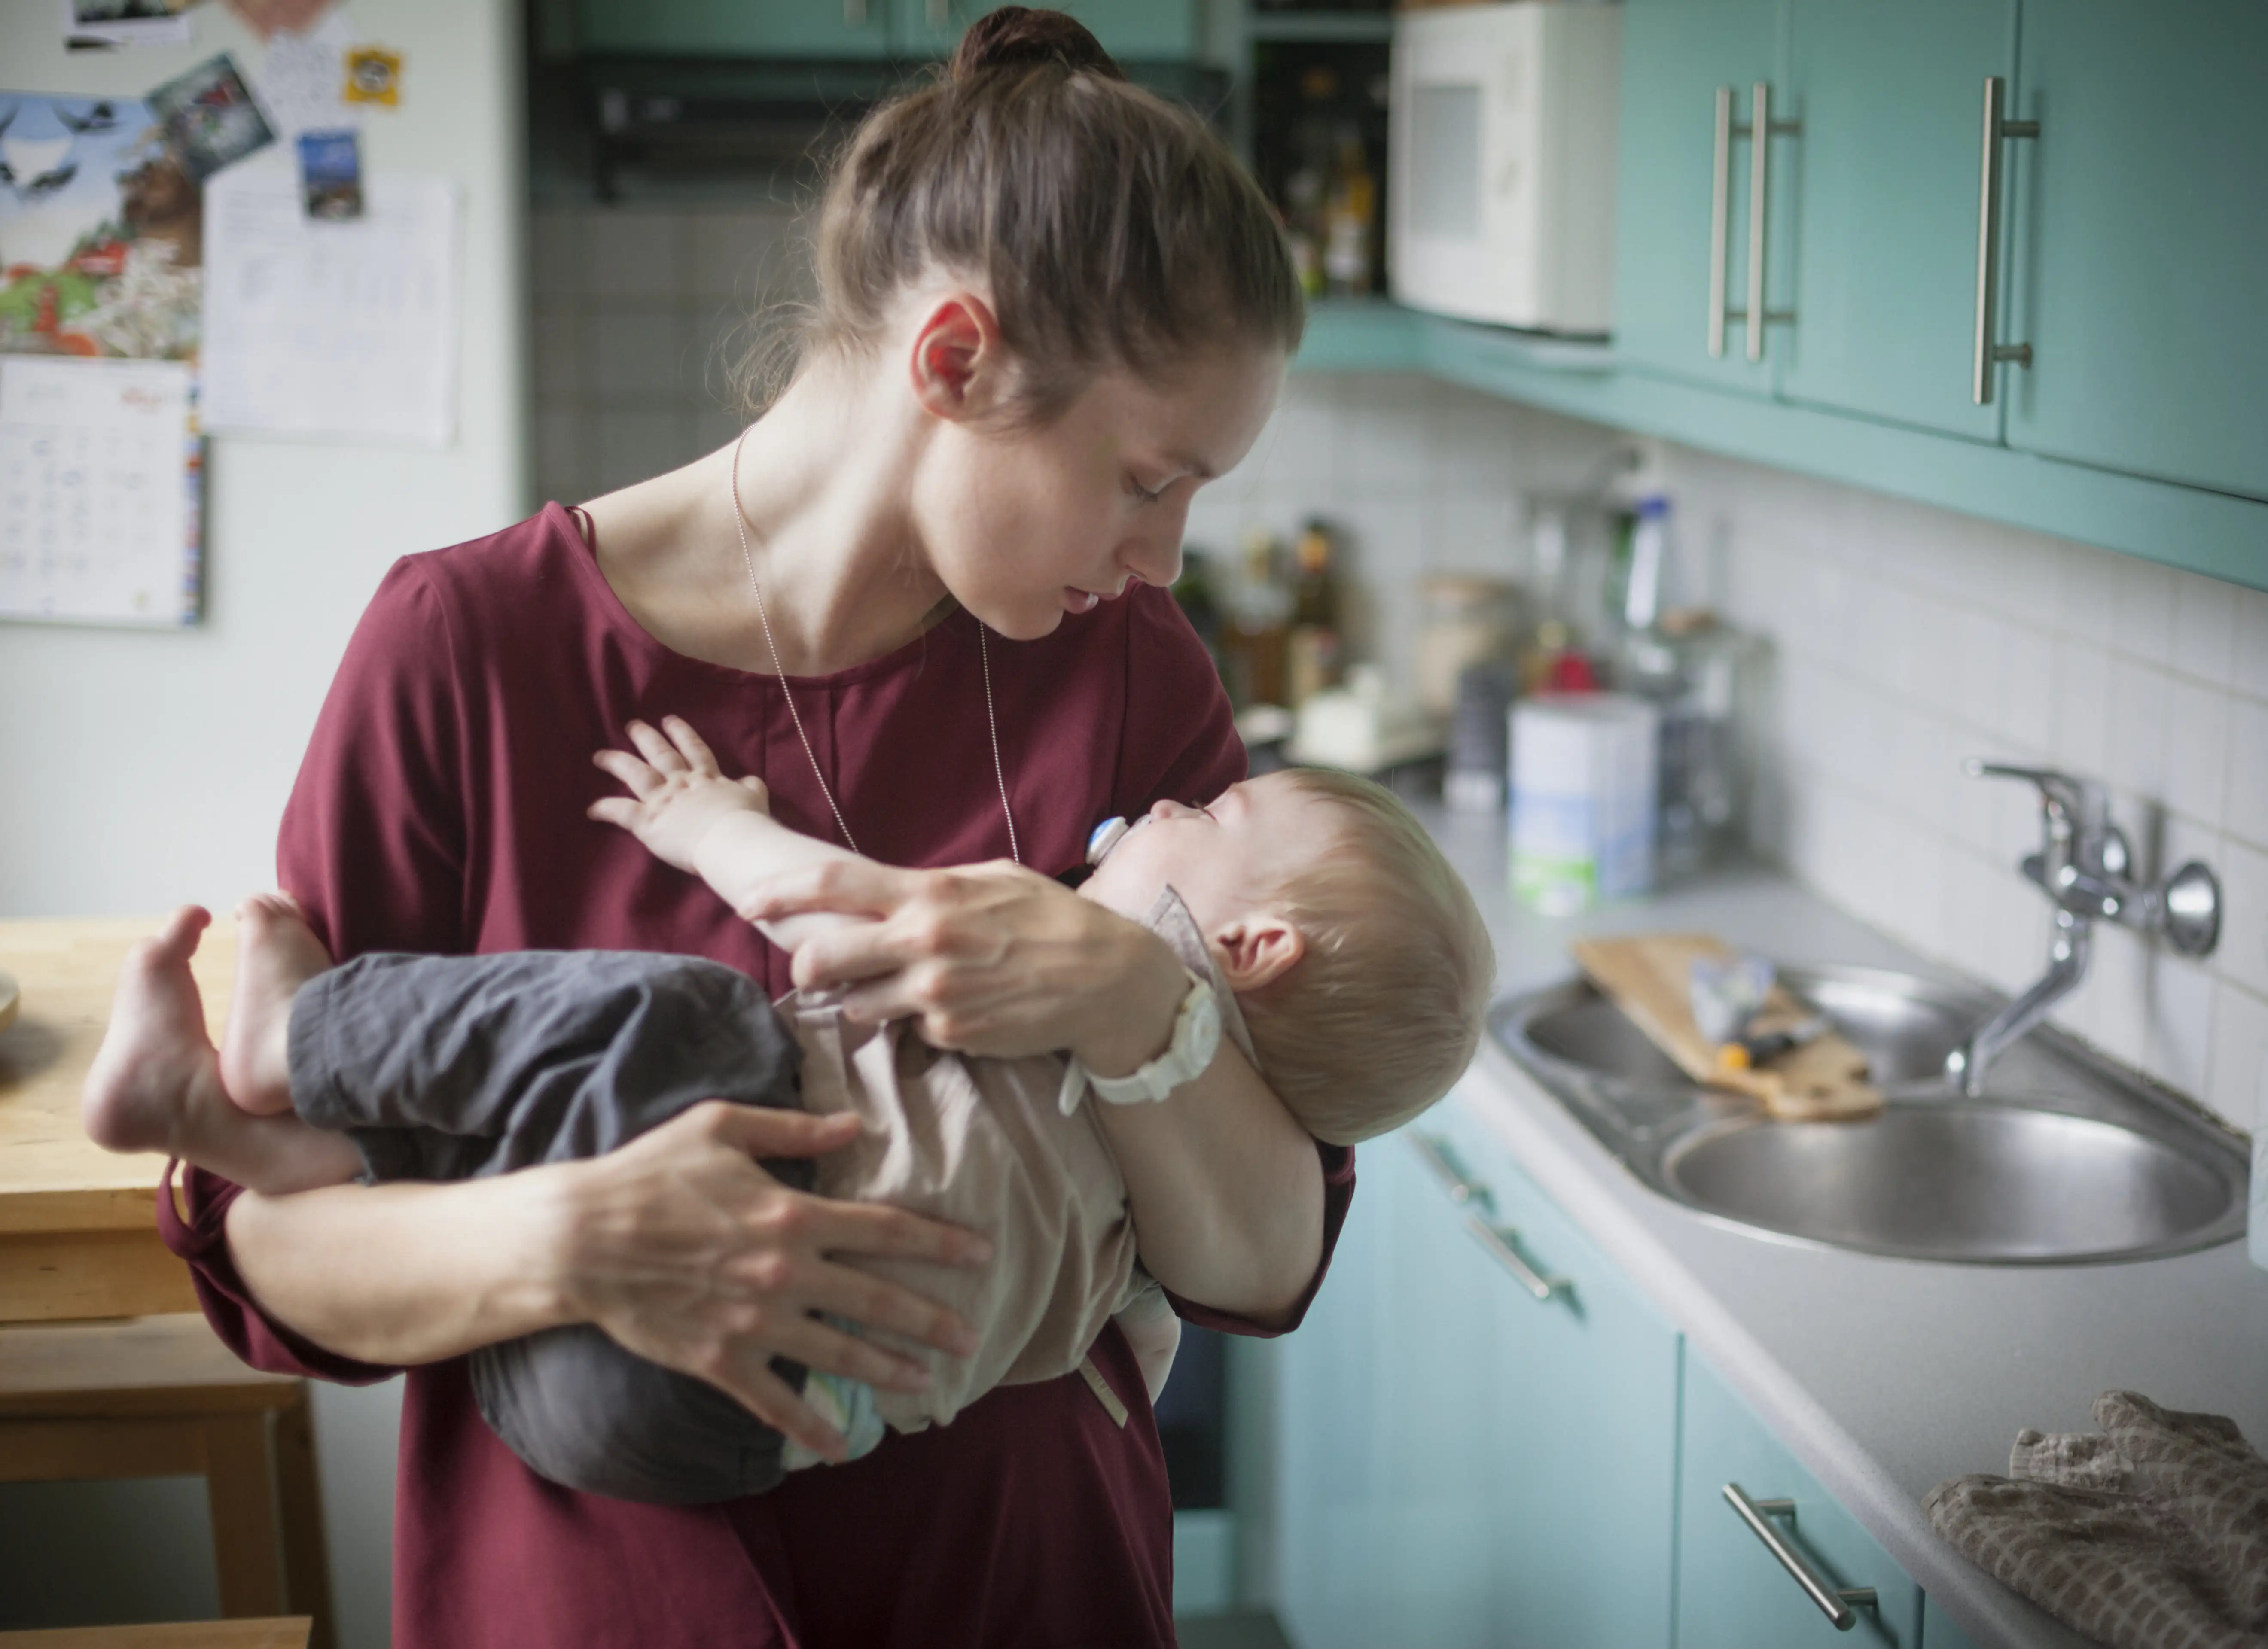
[0,1316,335,1649]
[0,1621,311,1648]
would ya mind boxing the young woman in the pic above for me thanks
[162,11,1350,1644]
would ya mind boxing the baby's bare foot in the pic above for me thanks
[218,892,332,1116]
[82,906,226,1158]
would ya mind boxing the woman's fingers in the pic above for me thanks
[698,1099,863,1161]
[764,1308,934,1395]
[700,1353,847,1463]
[659,715,722,776]
[790,1250,982,1357]
[740,858,924,932]
[591,748,663,798]
[625,719,687,773]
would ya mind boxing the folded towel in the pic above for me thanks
[1926,1393,2268,1649]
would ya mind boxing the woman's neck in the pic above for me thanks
[586,360,953,679]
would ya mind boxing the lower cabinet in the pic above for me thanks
[1274,1080,1681,1649]
[1271,1081,1987,1649]
[1677,1355,1923,1648]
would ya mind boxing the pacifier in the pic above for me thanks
[1086,815,1133,866]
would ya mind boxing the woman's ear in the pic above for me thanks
[1210,915,1305,992]
[909,290,1005,422]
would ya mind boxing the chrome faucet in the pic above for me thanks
[1945,761,2222,1096]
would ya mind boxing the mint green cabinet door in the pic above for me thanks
[1921,1594,1985,1649]
[576,0,891,58]
[1612,0,1784,396]
[889,0,1197,61]
[1774,0,2013,439]
[1274,1083,1680,1649]
[2004,0,2268,502]
[1678,1355,1923,1649]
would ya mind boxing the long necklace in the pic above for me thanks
[728,428,1020,864]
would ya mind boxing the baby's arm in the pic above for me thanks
[588,716,877,953]
[1113,1281,1182,1404]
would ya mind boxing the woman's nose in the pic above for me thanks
[1121,518,1189,591]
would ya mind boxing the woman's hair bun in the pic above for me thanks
[950,7,1125,83]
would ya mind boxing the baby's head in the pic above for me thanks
[1082,768,1495,1145]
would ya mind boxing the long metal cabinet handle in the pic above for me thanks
[1972,76,2040,404]
[1464,1214,1573,1302]
[928,0,949,28]
[1409,1132,1485,1208]
[1709,85,1735,357]
[1722,1484,1879,1631]
[1744,81,1771,362]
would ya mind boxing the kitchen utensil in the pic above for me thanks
[1688,950,1774,1043]
[1570,933,1882,1121]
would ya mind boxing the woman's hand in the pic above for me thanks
[548,1099,990,1461]
[742,858,1189,1072]
[588,716,771,877]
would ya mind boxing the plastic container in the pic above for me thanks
[1508,692,1659,916]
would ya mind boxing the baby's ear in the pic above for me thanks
[1210,915,1304,992]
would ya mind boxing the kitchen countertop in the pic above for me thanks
[1417,804,2268,1649]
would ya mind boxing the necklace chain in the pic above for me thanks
[726,428,1019,864]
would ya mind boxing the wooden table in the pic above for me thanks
[0,916,229,1325]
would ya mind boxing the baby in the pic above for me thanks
[85,715,1494,1504]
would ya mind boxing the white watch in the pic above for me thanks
[1086,971,1222,1106]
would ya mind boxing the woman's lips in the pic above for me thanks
[1063,587,1102,614]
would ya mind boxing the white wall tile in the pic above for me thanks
[1341,374,1439,499]
[2145,952,2216,1100]
[2217,834,2268,1001]
[2051,639,2112,779]
[592,410,698,495]
[531,311,582,408]
[2055,920,2149,1072]
[2205,980,2268,1130]
[2104,657,2171,799]
[2107,555,2177,667]
[2225,694,2268,852]
[2232,587,2268,703]
[590,310,690,400]
[2163,677,2232,831]
[2171,569,2239,688]
[530,209,583,303]
[586,210,685,302]
[686,208,803,305]
[2054,542,2119,649]
[1999,622,2056,755]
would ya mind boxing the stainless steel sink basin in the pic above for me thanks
[1490,964,2251,1264]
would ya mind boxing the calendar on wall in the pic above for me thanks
[0,356,202,627]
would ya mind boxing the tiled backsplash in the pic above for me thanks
[1196,374,2268,1132]
[529,204,2264,1130]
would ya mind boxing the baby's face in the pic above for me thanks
[1081,771,1336,933]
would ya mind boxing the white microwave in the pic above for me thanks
[1388,2,1621,337]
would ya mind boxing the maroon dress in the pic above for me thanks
[159,504,1356,1649]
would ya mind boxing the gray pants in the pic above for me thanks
[290,949,811,1503]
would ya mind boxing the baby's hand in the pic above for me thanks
[589,716,771,875]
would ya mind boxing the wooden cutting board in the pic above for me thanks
[1570,933,1882,1122]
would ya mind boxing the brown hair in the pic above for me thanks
[1237,769,1497,1147]
[746,7,1303,422]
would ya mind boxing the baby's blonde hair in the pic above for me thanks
[1238,770,1496,1147]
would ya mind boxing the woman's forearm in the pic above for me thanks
[226,1171,576,1365]
[1087,1042,1325,1323]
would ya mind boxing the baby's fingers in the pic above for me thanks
[587,796,641,830]
[660,715,723,776]
[592,748,664,797]
[625,719,688,773]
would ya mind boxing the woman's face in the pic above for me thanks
[915,341,1285,641]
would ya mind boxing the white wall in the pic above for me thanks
[1185,374,2268,1134]
[0,1,527,1640]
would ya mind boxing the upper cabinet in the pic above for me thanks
[573,0,1197,62]
[575,0,891,58]
[891,0,1198,61]
[1612,0,1783,399]
[1774,0,2015,441]
[2003,0,2268,502]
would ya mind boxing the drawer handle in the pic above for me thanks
[1409,1130,1491,1213]
[1707,85,1801,361]
[1722,1483,1878,1631]
[1709,85,1735,357]
[1972,75,2040,404]
[1463,1213,1572,1303]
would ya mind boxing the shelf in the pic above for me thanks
[1291,302,2268,592]
[1244,12,1393,43]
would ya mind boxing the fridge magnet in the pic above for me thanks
[0,93,201,360]
[64,0,193,51]
[343,46,401,107]
[146,53,276,182]
[295,128,361,219]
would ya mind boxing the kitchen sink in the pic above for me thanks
[1489,965,2251,1264]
